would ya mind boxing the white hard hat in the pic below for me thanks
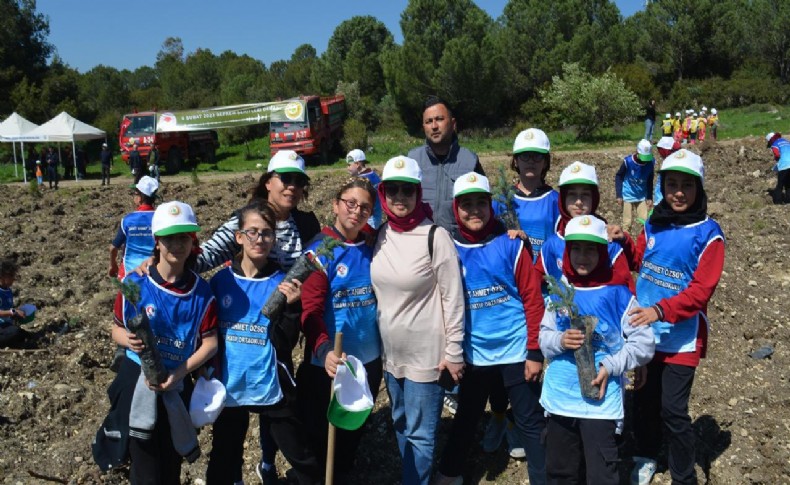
[711,108,717,115]
[675,112,681,118]
[665,113,671,119]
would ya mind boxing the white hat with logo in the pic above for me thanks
[637,139,654,162]
[711,108,717,115]
[453,172,491,197]
[513,128,550,154]
[660,149,704,180]
[382,156,422,184]
[346,149,366,164]
[135,175,159,197]
[559,161,598,186]
[268,150,307,176]
[152,201,201,236]
[564,215,608,245]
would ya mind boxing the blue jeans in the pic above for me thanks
[644,119,655,141]
[384,372,444,485]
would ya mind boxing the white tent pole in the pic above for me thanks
[21,142,27,184]
[72,139,78,182]
[12,142,18,177]
[58,144,62,185]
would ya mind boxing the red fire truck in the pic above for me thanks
[118,111,219,174]
[269,95,346,163]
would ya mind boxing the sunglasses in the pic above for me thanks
[384,182,417,198]
[274,172,308,188]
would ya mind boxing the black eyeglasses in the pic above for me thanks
[515,152,545,163]
[384,182,417,198]
[274,172,308,188]
[338,198,373,216]
[239,228,275,243]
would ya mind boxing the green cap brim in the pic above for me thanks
[273,167,308,177]
[454,188,491,198]
[638,153,654,162]
[659,166,701,178]
[559,178,598,186]
[565,233,608,245]
[383,176,420,184]
[154,224,202,237]
[326,395,372,431]
[513,147,549,155]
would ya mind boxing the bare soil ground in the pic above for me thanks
[0,137,788,484]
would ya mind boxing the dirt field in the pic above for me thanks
[0,137,787,484]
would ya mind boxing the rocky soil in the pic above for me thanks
[0,137,787,484]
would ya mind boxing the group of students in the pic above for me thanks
[95,122,724,485]
[660,107,719,145]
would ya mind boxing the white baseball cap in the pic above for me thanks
[701,106,707,111]
[346,149,366,164]
[268,150,307,176]
[660,149,704,180]
[675,112,681,118]
[152,201,201,237]
[564,215,608,245]
[382,156,422,184]
[665,113,671,119]
[135,176,159,197]
[102,142,108,148]
[657,136,676,150]
[189,376,226,428]
[637,139,654,161]
[513,128,550,154]
[711,108,717,115]
[453,172,491,197]
[766,132,776,143]
[559,161,598,186]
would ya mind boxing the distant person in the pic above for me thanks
[100,143,113,186]
[0,259,28,348]
[766,132,790,204]
[35,160,43,186]
[408,96,484,233]
[63,146,74,180]
[661,113,673,137]
[45,146,59,190]
[615,139,655,236]
[688,112,699,145]
[148,144,161,182]
[75,146,87,180]
[128,144,144,184]
[673,111,683,141]
[346,148,382,229]
[644,99,657,142]
[707,108,719,140]
[108,176,159,279]
[696,112,707,143]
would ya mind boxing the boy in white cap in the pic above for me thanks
[100,142,113,185]
[108,200,218,483]
[615,139,655,236]
[661,114,673,137]
[627,149,725,485]
[435,172,547,485]
[539,214,654,485]
[109,176,160,279]
[707,108,719,140]
[766,132,790,204]
[346,148,382,228]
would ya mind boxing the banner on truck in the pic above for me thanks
[155,100,306,132]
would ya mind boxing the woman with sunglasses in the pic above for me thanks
[298,177,381,481]
[370,156,465,485]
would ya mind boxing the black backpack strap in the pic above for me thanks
[428,225,438,260]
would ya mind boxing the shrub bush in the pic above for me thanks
[342,118,368,154]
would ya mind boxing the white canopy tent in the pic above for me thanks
[25,112,107,182]
[0,112,45,183]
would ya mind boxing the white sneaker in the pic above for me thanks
[481,414,507,452]
[505,423,526,459]
[630,456,657,485]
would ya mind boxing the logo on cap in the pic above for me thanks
[394,159,405,169]
[571,163,581,173]
[346,155,354,163]
[523,131,534,140]
[676,151,685,159]
[169,205,181,216]
[467,174,477,182]
[288,152,298,161]
[580,216,591,226]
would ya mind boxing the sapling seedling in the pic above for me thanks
[492,165,521,231]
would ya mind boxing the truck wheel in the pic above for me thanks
[166,148,183,174]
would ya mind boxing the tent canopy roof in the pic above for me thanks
[0,112,43,141]
[25,111,105,142]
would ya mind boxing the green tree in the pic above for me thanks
[748,0,790,83]
[541,63,641,139]
[0,0,51,115]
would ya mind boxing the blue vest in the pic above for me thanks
[621,155,655,202]
[541,284,634,420]
[122,272,214,371]
[540,233,623,284]
[494,189,560,263]
[0,287,12,326]
[210,267,284,407]
[636,218,724,353]
[307,238,380,366]
[121,211,155,274]
[359,171,383,229]
[454,234,529,365]
[771,137,790,171]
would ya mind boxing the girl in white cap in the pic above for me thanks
[370,156,465,485]
[206,201,321,484]
[109,201,218,483]
[627,149,725,485]
[540,214,654,485]
[435,172,546,485]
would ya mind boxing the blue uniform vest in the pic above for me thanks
[621,155,655,202]
[454,234,529,365]
[359,171,383,229]
[121,211,155,274]
[636,218,724,353]
[771,138,790,171]
[0,287,12,326]
[211,267,284,407]
[121,272,214,371]
[541,285,634,419]
[653,173,663,204]
[540,233,623,284]
[306,238,380,366]
[494,189,560,263]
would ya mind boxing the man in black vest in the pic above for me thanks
[408,96,485,232]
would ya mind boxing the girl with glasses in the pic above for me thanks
[206,201,321,484]
[298,177,381,481]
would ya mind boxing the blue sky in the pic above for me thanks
[37,0,643,73]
